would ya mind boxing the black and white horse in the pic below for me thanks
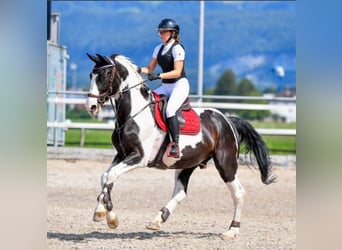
[86,53,276,239]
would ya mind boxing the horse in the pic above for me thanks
[85,53,276,239]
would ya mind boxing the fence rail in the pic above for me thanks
[47,121,296,147]
[47,93,296,147]
[47,121,296,134]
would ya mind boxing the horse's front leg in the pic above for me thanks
[93,181,118,227]
[146,167,197,230]
[93,155,122,225]
[93,152,144,229]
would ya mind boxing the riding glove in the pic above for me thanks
[137,66,142,73]
[148,73,161,81]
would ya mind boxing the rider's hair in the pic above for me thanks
[174,33,180,42]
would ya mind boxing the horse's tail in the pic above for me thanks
[229,116,276,185]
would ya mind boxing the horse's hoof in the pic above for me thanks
[222,228,239,239]
[107,211,119,229]
[93,211,106,222]
[93,204,107,222]
[146,221,161,230]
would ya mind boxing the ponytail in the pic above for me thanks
[174,34,181,43]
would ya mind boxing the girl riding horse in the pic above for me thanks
[139,18,189,158]
[86,52,276,239]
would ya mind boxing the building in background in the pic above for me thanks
[47,12,69,146]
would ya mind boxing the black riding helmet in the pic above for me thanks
[157,18,180,35]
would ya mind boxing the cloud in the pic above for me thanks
[238,55,265,70]
[116,7,141,14]
[209,54,265,75]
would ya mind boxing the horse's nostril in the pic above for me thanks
[90,105,97,111]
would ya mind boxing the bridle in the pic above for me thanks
[87,64,116,100]
[87,63,153,121]
[86,60,159,151]
[88,64,150,100]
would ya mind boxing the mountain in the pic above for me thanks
[51,1,296,93]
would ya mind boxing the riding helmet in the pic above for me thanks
[157,19,180,34]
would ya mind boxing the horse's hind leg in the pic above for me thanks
[213,150,245,239]
[146,167,197,230]
[223,176,245,239]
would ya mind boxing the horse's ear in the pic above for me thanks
[95,54,110,65]
[105,56,115,65]
[87,53,99,63]
[96,54,105,62]
[96,54,114,65]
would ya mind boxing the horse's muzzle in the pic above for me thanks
[90,105,97,113]
[86,104,101,116]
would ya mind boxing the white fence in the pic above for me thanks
[47,93,296,147]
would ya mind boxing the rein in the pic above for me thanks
[114,99,154,133]
[87,63,154,131]
[87,64,149,99]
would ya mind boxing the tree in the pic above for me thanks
[212,71,271,120]
[237,78,257,96]
[213,69,237,95]
[235,77,270,120]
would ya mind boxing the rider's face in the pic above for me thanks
[158,30,172,43]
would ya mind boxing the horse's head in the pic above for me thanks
[86,53,130,115]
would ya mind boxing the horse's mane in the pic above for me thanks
[109,54,145,92]
[110,54,138,73]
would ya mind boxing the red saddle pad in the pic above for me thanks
[152,92,201,135]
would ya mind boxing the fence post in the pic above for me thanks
[80,128,85,147]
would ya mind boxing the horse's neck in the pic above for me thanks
[116,74,152,124]
[130,88,148,111]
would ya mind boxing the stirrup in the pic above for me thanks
[166,142,180,158]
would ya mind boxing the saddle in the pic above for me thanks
[152,92,201,135]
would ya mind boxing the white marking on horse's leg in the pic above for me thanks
[165,170,187,212]
[146,170,187,230]
[93,192,107,222]
[105,162,142,184]
[101,172,108,188]
[93,171,111,222]
[94,161,143,226]
[147,190,186,230]
[100,161,143,228]
[165,190,187,213]
[223,176,246,239]
[93,166,114,222]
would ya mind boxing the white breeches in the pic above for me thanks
[154,77,190,118]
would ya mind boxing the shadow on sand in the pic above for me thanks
[47,230,222,242]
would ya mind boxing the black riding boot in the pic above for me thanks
[167,116,180,157]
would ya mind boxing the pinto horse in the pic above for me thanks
[85,53,276,239]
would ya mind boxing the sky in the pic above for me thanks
[49,1,296,92]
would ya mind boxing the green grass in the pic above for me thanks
[250,121,296,155]
[65,129,113,149]
[64,119,296,155]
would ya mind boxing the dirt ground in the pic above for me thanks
[47,159,296,249]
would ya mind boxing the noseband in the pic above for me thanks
[86,62,155,134]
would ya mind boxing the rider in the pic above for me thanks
[138,18,190,158]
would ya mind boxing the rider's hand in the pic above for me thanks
[148,73,161,81]
[137,66,142,73]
